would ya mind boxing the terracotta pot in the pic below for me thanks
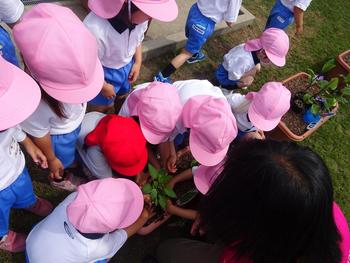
[266,72,339,142]
[325,50,350,88]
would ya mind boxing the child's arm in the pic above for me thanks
[294,6,304,35]
[31,133,64,179]
[167,168,193,189]
[166,141,177,173]
[20,136,48,169]
[167,199,198,220]
[101,81,116,100]
[124,199,152,237]
[129,44,142,83]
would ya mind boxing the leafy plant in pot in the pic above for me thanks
[138,164,177,235]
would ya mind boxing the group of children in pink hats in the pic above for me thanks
[0,0,343,262]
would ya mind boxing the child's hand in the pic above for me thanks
[225,21,234,27]
[190,215,206,236]
[48,157,64,180]
[166,199,177,215]
[129,63,141,83]
[238,75,254,88]
[295,25,303,36]
[166,154,177,174]
[135,171,149,187]
[101,81,116,100]
[141,195,153,220]
[29,146,48,169]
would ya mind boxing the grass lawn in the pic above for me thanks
[1,0,350,262]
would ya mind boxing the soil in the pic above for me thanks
[343,54,350,67]
[282,75,320,136]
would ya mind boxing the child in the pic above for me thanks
[76,112,148,182]
[215,28,289,93]
[0,0,24,66]
[166,162,224,220]
[85,0,178,113]
[226,81,291,140]
[25,178,151,262]
[155,0,243,83]
[13,4,104,191]
[265,0,312,35]
[0,56,53,253]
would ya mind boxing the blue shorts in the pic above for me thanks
[184,3,215,55]
[0,26,20,67]
[265,0,294,30]
[51,125,81,168]
[89,61,134,106]
[215,64,239,89]
[0,168,36,236]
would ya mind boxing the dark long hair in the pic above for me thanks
[200,140,341,263]
[40,87,66,119]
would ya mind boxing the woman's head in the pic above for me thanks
[200,140,341,263]
[13,3,103,104]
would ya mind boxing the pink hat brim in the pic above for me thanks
[248,105,282,132]
[140,121,168,144]
[189,131,229,166]
[265,50,286,67]
[40,58,104,104]
[133,0,178,22]
[0,59,41,131]
[88,0,124,19]
[193,166,211,194]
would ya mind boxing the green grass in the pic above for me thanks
[1,0,350,262]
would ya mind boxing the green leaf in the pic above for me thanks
[303,93,313,104]
[150,189,158,204]
[321,59,336,74]
[158,195,167,211]
[338,97,347,104]
[159,174,172,185]
[326,98,337,107]
[318,80,329,89]
[148,163,158,180]
[142,183,152,194]
[311,104,321,115]
[164,187,177,198]
[341,87,350,96]
[327,78,339,90]
[344,74,350,84]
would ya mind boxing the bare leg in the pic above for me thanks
[170,49,194,69]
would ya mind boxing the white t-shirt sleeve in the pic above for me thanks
[224,0,242,22]
[20,101,51,138]
[12,125,26,142]
[294,0,312,11]
[135,22,148,47]
[226,93,250,113]
[0,0,24,23]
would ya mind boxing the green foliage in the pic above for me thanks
[304,73,350,115]
[142,164,177,211]
[321,59,337,74]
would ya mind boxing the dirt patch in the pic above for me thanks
[282,75,320,136]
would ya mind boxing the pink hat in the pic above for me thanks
[182,96,238,166]
[88,0,178,21]
[244,28,289,67]
[0,56,41,131]
[193,162,224,194]
[67,178,144,233]
[13,3,103,104]
[128,81,182,144]
[246,82,291,131]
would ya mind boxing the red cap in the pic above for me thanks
[84,115,148,176]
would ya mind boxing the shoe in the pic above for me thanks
[50,172,87,192]
[0,231,26,253]
[25,197,53,217]
[186,51,206,64]
[154,72,172,84]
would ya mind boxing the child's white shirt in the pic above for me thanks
[84,12,148,69]
[0,0,24,23]
[0,126,26,191]
[280,0,312,12]
[170,79,226,140]
[197,0,242,23]
[223,43,256,81]
[20,100,86,137]
[226,93,256,132]
[76,112,113,179]
[26,192,128,263]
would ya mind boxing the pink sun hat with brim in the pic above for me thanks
[0,56,41,131]
[182,95,238,166]
[127,81,182,144]
[67,178,144,233]
[244,28,289,67]
[13,3,104,104]
[193,162,224,195]
[246,82,291,132]
[88,0,178,21]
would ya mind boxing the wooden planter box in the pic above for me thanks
[325,50,350,88]
[266,72,338,142]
